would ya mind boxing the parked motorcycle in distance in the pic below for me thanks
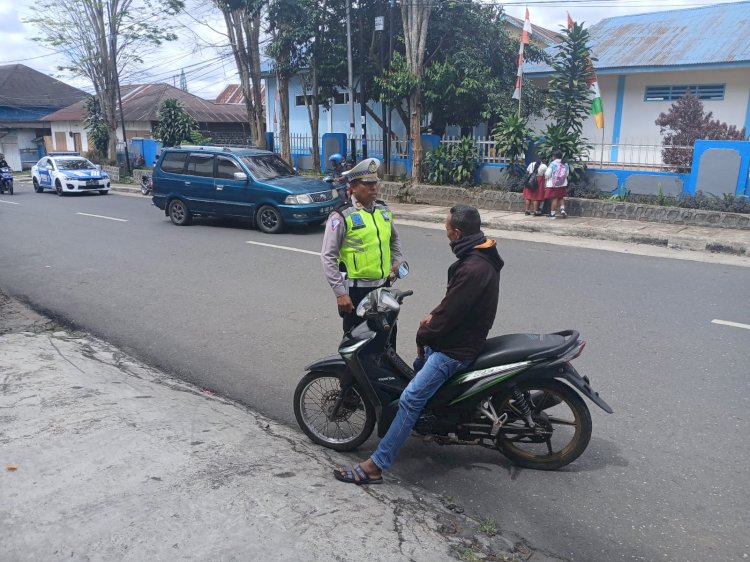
[0,166,13,195]
[140,173,152,195]
[294,284,613,470]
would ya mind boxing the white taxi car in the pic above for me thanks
[31,153,111,196]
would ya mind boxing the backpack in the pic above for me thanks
[551,161,568,187]
[524,162,540,189]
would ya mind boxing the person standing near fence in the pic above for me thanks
[544,150,569,219]
[523,156,547,216]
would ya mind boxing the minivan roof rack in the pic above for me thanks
[173,145,257,153]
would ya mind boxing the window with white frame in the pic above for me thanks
[644,84,725,102]
[333,92,349,105]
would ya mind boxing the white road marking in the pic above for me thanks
[711,319,750,330]
[246,240,320,256]
[76,212,128,222]
[0,199,19,205]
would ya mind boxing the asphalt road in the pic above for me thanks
[1,186,748,561]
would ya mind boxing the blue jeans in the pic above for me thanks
[370,347,471,471]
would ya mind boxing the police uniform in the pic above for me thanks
[321,158,403,334]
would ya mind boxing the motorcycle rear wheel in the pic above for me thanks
[294,371,375,452]
[493,379,592,470]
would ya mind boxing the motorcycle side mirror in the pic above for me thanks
[397,262,409,279]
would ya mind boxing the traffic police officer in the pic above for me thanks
[321,157,404,334]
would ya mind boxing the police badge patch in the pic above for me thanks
[381,210,390,221]
[351,213,365,228]
[331,217,341,231]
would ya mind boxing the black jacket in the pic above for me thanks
[416,241,503,361]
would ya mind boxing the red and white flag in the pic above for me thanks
[512,8,532,101]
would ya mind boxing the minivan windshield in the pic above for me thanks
[241,155,297,180]
[57,158,96,170]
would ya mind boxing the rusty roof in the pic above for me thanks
[525,1,750,75]
[0,64,86,109]
[43,83,249,123]
[503,14,563,47]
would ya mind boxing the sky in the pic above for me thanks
[0,0,745,101]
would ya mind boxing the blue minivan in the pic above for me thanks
[151,146,340,233]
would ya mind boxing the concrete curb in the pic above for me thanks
[105,182,748,257]
[394,208,748,257]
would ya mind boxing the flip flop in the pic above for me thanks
[333,464,383,485]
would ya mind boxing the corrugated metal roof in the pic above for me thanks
[503,15,563,47]
[0,64,86,110]
[525,1,750,74]
[43,83,249,123]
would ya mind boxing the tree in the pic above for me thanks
[401,0,433,181]
[539,21,596,179]
[152,99,202,147]
[83,96,109,160]
[215,0,267,147]
[655,94,747,171]
[26,0,182,161]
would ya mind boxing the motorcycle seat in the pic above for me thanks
[469,330,580,371]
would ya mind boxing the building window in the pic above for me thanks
[295,94,316,106]
[334,92,349,105]
[644,84,725,102]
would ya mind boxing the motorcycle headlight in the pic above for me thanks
[284,194,313,204]
[356,294,373,318]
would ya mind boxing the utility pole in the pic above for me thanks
[346,0,356,163]
[387,0,394,174]
[359,10,367,159]
[377,15,386,172]
[106,1,130,175]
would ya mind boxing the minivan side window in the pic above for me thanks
[216,156,243,180]
[161,152,188,174]
[186,154,215,177]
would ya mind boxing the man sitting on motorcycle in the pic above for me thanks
[334,204,504,485]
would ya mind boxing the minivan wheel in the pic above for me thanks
[168,199,192,226]
[256,205,284,234]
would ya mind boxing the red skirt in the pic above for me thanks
[523,176,546,201]
[544,186,567,199]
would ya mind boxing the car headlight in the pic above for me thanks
[64,174,76,179]
[331,188,340,198]
[284,194,313,204]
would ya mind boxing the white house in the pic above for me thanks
[524,1,750,166]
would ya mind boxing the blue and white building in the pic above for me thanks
[524,1,750,165]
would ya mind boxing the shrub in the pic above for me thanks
[423,137,480,186]
[655,94,747,171]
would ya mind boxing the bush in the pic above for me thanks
[655,94,747,172]
[423,137,480,186]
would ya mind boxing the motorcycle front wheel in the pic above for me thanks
[294,371,375,452]
[493,379,592,470]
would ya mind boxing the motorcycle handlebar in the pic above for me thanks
[394,289,413,304]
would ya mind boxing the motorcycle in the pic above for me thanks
[294,282,613,470]
[0,166,13,195]
[140,173,152,195]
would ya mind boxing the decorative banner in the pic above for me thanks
[568,13,604,129]
[512,8,532,101]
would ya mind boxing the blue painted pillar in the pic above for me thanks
[610,75,626,163]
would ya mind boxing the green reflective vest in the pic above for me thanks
[338,202,392,279]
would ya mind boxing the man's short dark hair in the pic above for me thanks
[449,205,481,235]
[553,150,563,160]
